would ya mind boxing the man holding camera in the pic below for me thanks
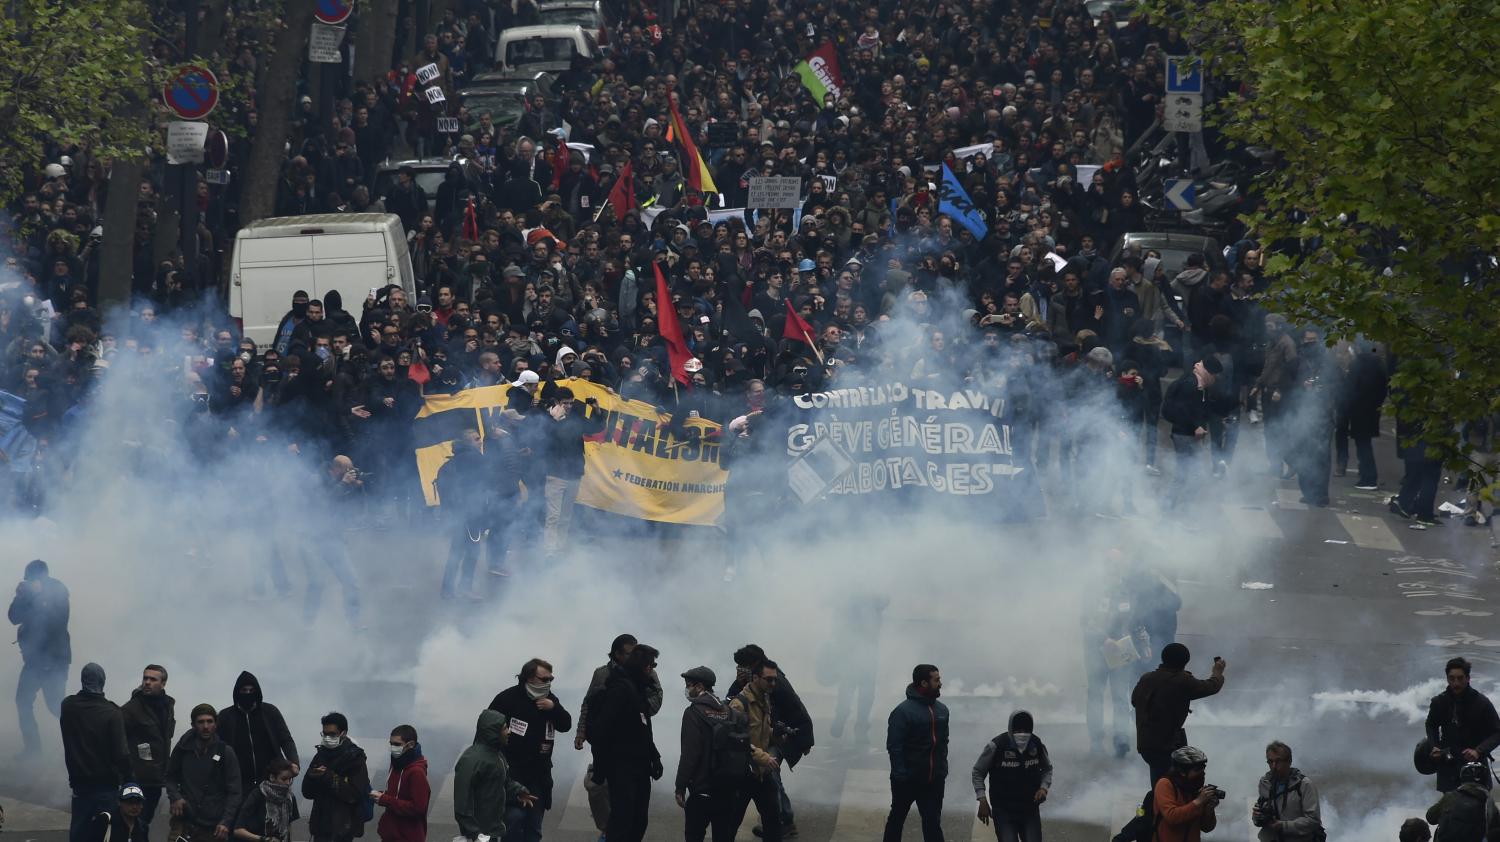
[1153,746,1220,842]
[1425,657,1500,793]
[1253,741,1323,841]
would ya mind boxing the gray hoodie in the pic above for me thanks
[1255,768,1323,841]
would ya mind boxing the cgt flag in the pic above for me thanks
[794,43,844,101]
[411,379,727,525]
[938,163,988,239]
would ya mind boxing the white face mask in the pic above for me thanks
[684,687,696,702]
[389,743,408,759]
[322,734,344,749]
[525,681,552,700]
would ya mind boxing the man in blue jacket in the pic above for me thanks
[883,664,949,842]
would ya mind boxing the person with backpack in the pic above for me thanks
[883,664,950,842]
[729,661,786,842]
[301,712,370,842]
[487,658,572,842]
[1151,746,1221,842]
[973,710,1051,842]
[1425,762,1500,841]
[1252,741,1323,841]
[676,666,766,842]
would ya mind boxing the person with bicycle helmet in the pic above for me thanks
[1152,746,1220,842]
[1424,762,1500,841]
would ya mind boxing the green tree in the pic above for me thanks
[0,0,152,206]
[1155,0,1500,482]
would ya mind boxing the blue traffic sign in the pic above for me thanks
[1164,178,1196,211]
[162,65,220,121]
[314,0,354,24]
[1166,57,1203,94]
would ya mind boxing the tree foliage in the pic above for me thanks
[0,0,153,204]
[1157,0,1500,475]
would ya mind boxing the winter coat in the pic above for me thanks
[234,783,302,840]
[1427,687,1500,792]
[971,713,1052,810]
[165,733,243,829]
[675,692,745,793]
[1255,769,1323,841]
[301,738,371,839]
[1345,350,1388,439]
[121,690,176,787]
[576,661,662,746]
[886,685,949,784]
[7,573,71,666]
[489,684,574,807]
[1131,665,1224,753]
[376,748,430,842]
[724,670,814,767]
[453,710,530,839]
[60,691,130,789]
[217,671,300,786]
[1153,775,1217,842]
[86,810,149,842]
[588,667,662,774]
[1256,332,1298,396]
[1427,782,1500,842]
[1161,375,1221,437]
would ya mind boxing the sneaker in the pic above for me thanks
[1415,515,1444,527]
[1144,464,1163,476]
[1354,484,1378,491]
[1213,460,1228,477]
[1248,409,1262,424]
[1388,498,1412,519]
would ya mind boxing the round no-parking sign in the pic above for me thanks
[162,65,220,121]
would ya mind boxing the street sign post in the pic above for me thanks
[1162,93,1203,133]
[1164,178,1196,211]
[161,65,220,121]
[1165,57,1203,94]
[314,0,354,25]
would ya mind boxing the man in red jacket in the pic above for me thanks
[372,725,430,842]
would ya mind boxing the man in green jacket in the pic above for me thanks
[453,710,535,841]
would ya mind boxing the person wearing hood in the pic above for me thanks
[1169,254,1210,365]
[487,659,573,842]
[883,664,949,842]
[973,711,1052,842]
[301,711,370,842]
[1425,761,1500,841]
[9,557,70,757]
[61,662,130,842]
[454,710,537,842]
[372,726,428,842]
[234,758,300,842]
[120,664,175,831]
[217,672,300,788]
[166,704,243,842]
[1252,741,1323,841]
[587,643,664,842]
[273,291,311,357]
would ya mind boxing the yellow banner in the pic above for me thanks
[412,379,726,526]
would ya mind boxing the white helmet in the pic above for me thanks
[44,163,66,179]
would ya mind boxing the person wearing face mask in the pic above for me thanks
[301,712,370,842]
[233,759,300,842]
[165,705,242,842]
[273,291,311,357]
[217,672,299,789]
[371,726,429,842]
[487,659,573,842]
[676,666,762,842]
[972,711,1051,842]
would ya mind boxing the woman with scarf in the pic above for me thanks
[234,759,299,842]
[373,726,429,842]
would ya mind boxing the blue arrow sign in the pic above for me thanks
[1164,178,1196,211]
[1166,57,1202,94]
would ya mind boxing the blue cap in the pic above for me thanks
[798,258,815,273]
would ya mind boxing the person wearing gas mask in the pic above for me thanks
[301,712,369,842]
[488,659,573,842]
[216,672,299,789]
[371,726,428,842]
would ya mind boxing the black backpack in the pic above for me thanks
[1111,789,1158,842]
[1435,786,1489,842]
[706,702,754,787]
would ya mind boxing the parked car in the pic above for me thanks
[536,0,609,49]
[496,24,598,73]
[372,158,455,216]
[459,70,557,128]
[1109,231,1225,278]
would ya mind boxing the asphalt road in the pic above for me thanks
[3,419,1496,842]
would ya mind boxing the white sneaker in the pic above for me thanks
[1144,464,1163,476]
[1248,410,1262,424]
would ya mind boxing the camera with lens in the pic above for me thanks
[1204,785,1226,803]
[1252,796,1273,826]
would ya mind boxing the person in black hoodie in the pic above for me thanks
[166,704,243,842]
[540,387,604,562]
[120,665,175,831]
[9,557,70,757]
[973,711,1052,842]
[588,644,663,842]
[302,712,370,842]
[61,662,130,842]
[217,672,300,788]
[488,658,573,841]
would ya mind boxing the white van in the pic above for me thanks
[230,213,415,349]
[497,25,598,73]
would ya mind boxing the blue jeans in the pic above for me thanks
[503,803,545,842]
[70,784,117,842]
[992,805,1042,842]
[16,659,66,753]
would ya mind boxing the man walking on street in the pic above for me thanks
[883,664,949,842]
[587,644,663,842]
[677,666,759,842]
[1132,644,1226,784]
[165,704,242,842]
[729,662,785,842]
[10,558,70,757]
[575,635,661,840]
[120,664,174,832]
[61,662,129,842]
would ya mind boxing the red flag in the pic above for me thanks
[668,97,719,194]
[783,298,817,345]
[550,134,568,190]
[653,263,692,385]
[607,161,636,222]
[463,197,478,241]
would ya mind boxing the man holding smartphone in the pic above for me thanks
[1131,644,1226,785]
